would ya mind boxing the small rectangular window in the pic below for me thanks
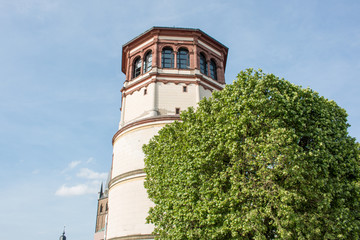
[144,89,147,95]
[183,86,187,92]
[175,108,180,115]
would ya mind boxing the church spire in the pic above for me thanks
[59,226,66,240]
[99,182,103,199]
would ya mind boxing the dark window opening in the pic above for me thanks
[100,204,103,213]
[200,53,208,75]
[177,48,189,69]
[133,57,142,78]
[210,59,217,80]
[175,108,180,115]
[144,88,147,95]
[144,51,152,73]
[106,203,108,211]
[162,47,174,68]
[183,86,187,92]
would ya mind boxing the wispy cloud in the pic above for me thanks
[77,168,107,180]
[61,160,82,174]
[69,160,81,169]
[55,184,96,196]
[56,166,107,197]
[86,157,95,163]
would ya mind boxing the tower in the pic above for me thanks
[106,27,228,240]
[94,182,109,240]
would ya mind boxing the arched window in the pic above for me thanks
[162,47,174,68]
[177,48,189,69]
[143,51,152,73]
[100,204,103,213]
[210,59,217,80]
[200,53,207,75]
[133,57,142,78]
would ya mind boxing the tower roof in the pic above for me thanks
[123,26,228,50]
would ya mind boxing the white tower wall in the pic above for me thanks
[107,178,154,238]
[123,81,156,125]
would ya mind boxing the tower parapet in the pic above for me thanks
[106,27,228,240]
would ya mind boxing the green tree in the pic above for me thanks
[143,69,360,240]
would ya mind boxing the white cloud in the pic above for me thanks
[55,184,96,196]
[68,160,81,169]
[61,160,81,174]
[77,168,107,180]
[56,165,107,197]
[86,157,95,163]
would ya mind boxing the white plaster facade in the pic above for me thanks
[112,125,163,180]
[105,27,228,240]
[107,178,154,238]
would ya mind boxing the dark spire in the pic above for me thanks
[99,182,103,199]
[59,226,66,240]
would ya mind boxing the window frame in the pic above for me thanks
[210,59,217,81]
[143,50,152,73]
[200,53,208,75]
[162,47,174,68]
[133,56,142,79]
[175,108,180,115]
[100,204,103,213]
[177,48,189,69]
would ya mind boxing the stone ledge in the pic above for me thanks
[109,169,145,188]
[108,234,155,240]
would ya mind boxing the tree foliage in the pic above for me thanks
[143,69,360,239]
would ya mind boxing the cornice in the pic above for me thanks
[112,115,181,145]
[109,169,145,189]
[122,71,223,96]
[108,234,155,240]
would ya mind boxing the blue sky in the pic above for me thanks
[0,1,359,239]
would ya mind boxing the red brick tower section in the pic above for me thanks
[122,27,227,84]
[106,27,228,240]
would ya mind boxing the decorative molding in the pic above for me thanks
[158,35,193,41]
[130,38,154,54]
[199,82,214,92]
[122,72,223,96]
[108,234,155,240]
[109,169,145,188]
[112,115,181,145]
[123,78,155,96]
[195,73,224,90]
[123,77,196,96]
[158,79,193,86]
[198,39,221,56]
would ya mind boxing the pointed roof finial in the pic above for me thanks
[59,226,66,240]
[99,182,103,199]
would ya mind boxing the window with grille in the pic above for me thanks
[200,53,208,75]
[177,48,189,69]
[162,47,174,68]
[133,57,142,78]
[210,59,217,80]
[144,51,152,73]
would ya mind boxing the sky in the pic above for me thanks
[0,0,359,239]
